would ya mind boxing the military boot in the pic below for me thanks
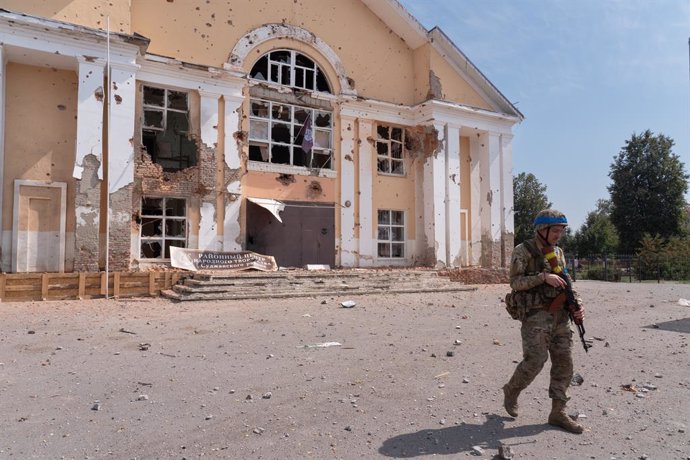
[548,399,584,434]
[502,384,520,417]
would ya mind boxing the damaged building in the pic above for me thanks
[0,0,522,273]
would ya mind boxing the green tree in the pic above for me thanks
[513,172,551,244]
[574,199,619,255]
[608,130,689,252]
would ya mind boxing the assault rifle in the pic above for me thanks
[541,245,591,353]
[557,271,591,353]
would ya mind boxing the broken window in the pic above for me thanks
[376,125,405,176]
[250,50,331,93]
[249,98,333,169]
[140,197,187,259]
[142,85,197,171]
[377,210,405,258]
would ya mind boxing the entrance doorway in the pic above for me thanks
[246,200,335,268]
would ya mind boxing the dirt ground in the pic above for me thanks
[0,280,688,460]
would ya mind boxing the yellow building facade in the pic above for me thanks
[0,0,522,272]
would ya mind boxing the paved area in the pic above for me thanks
[0,281,688,459]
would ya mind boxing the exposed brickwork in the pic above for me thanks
[74,154,101,272]
[108,184,133,271]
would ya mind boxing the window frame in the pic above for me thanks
[250,49,331,93]
[139,196,188,260]
[141,84,196,171]
[248,98,333,170]
[376,125,405,176]
[377,209,406,259]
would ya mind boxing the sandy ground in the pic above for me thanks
[0,281,688,460]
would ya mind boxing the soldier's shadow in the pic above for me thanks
[379,415,553,458]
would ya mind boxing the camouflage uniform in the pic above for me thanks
[505,239,577,402]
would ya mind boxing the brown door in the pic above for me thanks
[246,200,335,268]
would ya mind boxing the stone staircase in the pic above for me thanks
[162,269,475,301]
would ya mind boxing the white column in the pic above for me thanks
[500,133,514,266]
[199,90,220,149]
[446,125,462,267]
[0,45,8,271]
[422,122,447,267]
[357,119,374,266]
[469,133,482,265]
[198,91,221,251]
[108,63,138,193]
[108,63,138,271]
[223,93,244,251]
[73,57,105,181]
[478,131,502,267]
[340,115,357,267]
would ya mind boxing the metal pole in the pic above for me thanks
[105,17,111,299]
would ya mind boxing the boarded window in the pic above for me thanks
[140,197,187,259]
[377,210,405,258]
[376,125,405,176]
[250,50,331,93]
[249,98,333,169]
[142,86,197,171]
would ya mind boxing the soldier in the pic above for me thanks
[502,209,585,434]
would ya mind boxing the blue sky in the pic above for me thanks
[398,0,690,230]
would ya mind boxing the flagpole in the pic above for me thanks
[105,17,111,299]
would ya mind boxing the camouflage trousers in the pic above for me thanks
[505,309,574,401]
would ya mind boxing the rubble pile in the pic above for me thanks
[440,267,510,284]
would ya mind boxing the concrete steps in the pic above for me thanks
[162,269,475,301]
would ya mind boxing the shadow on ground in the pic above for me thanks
[379,414,553,457]
[644,317,690,334]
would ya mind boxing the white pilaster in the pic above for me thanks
[223,94,243,170]
[222,93,244,252]
[478,131,502,266]
[199,201,220,251]
[500,134,514,235]
[422,123,447,267]
[199,91,220,149]
[469,133,482,265]
[340,115,357,267]
[73,57,105,181]
[197,91,221,251]
[357,119,374,266]
[446,126,462,266]
[0,45,7,271]
[108,63,138,193]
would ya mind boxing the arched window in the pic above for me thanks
[250,50,331,93]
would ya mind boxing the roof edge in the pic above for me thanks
[428,27,523,120]
[0,8,150,53]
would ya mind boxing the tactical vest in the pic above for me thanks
[505,239,564,320]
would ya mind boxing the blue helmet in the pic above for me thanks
[534,209,568,231]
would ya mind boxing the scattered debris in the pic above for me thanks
[471,445,485,455]
[137,395,149,401]
[301,342,342,349]
[434,372,449,379]
[138,343,151,351]
[306,264,330,271]
[446,351,454,357]
[678,298,690,307]
[91,401,101,411]
[119,328,136,335]
[571,373,584,386]
[498,443,514,459]
[262,392,272,399]
[492,339,503,346]
[341,300,356,308]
